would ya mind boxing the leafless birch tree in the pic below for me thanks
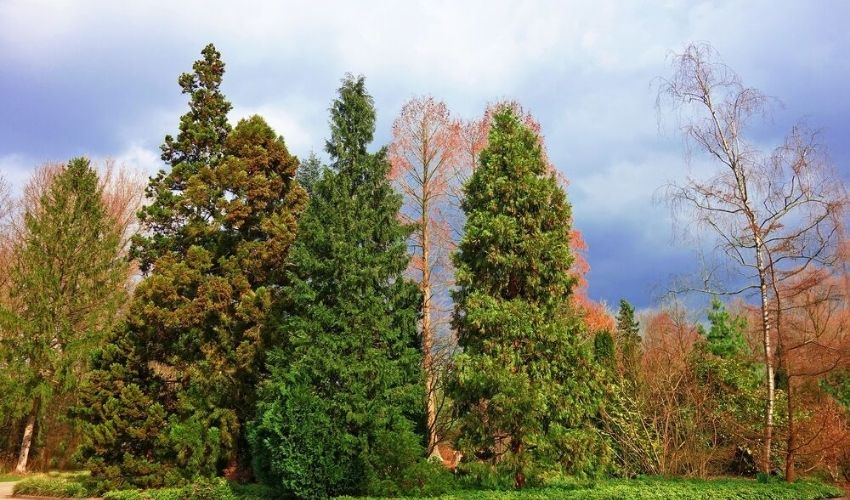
[660,42,848,475]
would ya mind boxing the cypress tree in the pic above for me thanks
[250,75,423,498]
[449,107,606,486]
[77,45,306,487]
[0,158,126,473]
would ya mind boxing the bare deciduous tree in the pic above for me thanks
[660,42,848,475]
[389,96,461,454]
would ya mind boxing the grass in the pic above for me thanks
[344,477,845,499]
[0,472,22,482]
[11,471,95,498]
[495,477,841,499]
[10,473,844,499]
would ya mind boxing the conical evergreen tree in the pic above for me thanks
[250,75,423,498]
[702,298,749,358]
[616,299,641,383]
[296,151,325,196]
[77,45,306,487]
[0,158,126,473]
[449,107,607,486]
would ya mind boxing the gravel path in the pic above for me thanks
[0,482,13,498]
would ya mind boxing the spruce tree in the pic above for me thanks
[0,158,126,473]
[250,75,423,498]
[616,299,641,383]
[691,299,761,472]
[77,45,306,487]
[295,151,325,196]
[448,107,606,486]
[702,298,749,358]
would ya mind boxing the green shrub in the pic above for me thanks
[13,476,91,498]
[454,461,518,491]
[227,482,277,499]
[368,459,458,497]
[104,478,274,500]
[103,488,182,500]
[178,477,236,500]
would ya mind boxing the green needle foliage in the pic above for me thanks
[0,158,127,471]
[616,299,641,384]
[76,44,307,488]
[448,107,608,486]
[250,75,423,498]
[295,151,325,196]
[691,299,762,473]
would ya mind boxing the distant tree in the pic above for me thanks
[701,299,749,358]
[296,151,325,196]
[250,75,422,498]
[0,158,127,473]
[0,175,12,296]
[449,107,606,486]
[661,42,848,475]
[616,299,641,383]
[77,44,306,486]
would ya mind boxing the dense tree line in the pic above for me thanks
[1,41,850,498]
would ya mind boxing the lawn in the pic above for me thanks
[395,477,846,499]
[5,473,845,499]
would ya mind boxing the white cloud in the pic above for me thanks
[111,144,161,177]
[0,154,34,195]
[231,103,316,158]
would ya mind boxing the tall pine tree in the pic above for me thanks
[77,45,306,487]
[0,158,126,473]
[449,107,607,486]
[250,75,423,498]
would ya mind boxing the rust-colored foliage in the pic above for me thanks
[389,96,462,453]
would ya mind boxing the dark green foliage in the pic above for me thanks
[448,107,607,484]
[77,44,306,487]
[593,330,616,370]
[615,299,641,383]
[133,43,233,271]
[250,75,423,498]
[690,300,762,473]
[702,298,750,358]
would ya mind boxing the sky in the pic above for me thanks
[1,0,848,309]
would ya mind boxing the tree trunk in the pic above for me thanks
[785,379,796,481]
[15,399,38,473]
[756,246,775,475]
[421,201,438,454]
[776,306,796,482]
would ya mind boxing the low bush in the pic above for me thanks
[13,476,92,498]
[103,478,275,500]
